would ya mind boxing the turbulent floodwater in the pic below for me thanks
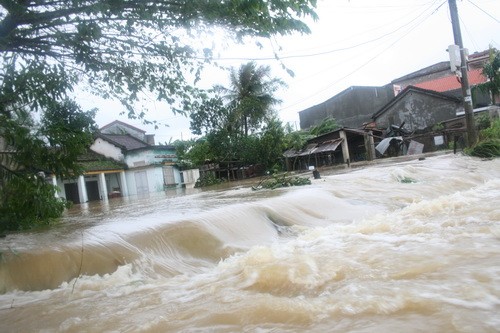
[1,154,499,332]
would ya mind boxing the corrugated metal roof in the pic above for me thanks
[314,138,343,153]
[298,143,318,156]
[283,139,343,158]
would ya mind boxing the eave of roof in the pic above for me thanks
[392,62,450,83]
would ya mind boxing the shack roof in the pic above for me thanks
[283,138,343,158]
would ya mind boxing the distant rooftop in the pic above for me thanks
[97,133,150,151]
[100,120,146,134]
[413,68,486,92]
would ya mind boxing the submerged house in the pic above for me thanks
[54,120,189,204]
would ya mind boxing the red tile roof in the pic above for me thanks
[414,68,486,92]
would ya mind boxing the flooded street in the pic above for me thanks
[1,154,499,332]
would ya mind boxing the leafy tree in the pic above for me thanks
[0,176,64,231]
[257,118,287,169]
[0,101,96,231]
[477,48,500,105]
[216,62,286,136]
[186,61,288,176]
[189,95,237,136]
[0,1,318,229]
[183,139,210,167]
[1,1,317,119]
[182,118,288,176]
[309,117,340,136]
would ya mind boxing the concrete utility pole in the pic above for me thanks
[448,0,477,146]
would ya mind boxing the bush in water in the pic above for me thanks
[0,176,69,231]
[254,173,311,190]
[194,174,225,188]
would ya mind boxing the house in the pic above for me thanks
[54,120,197,204]
[391,50,493,107]
[299,49,494,135]
[299,85,395,130]
[371,86,463,132]
[289,86,464,168]
[53,150,128,204]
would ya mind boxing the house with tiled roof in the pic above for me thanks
[298,49,495,134]
[54,121,199,204]
[412,67,485,93]
[392,50,492,107]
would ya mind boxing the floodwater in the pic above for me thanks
[1,154,499,332]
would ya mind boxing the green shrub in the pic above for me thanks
[194,173,225,188]
[465,139,500,158]
[464,119,500,158]
[479,119,500,140]
[476,113,492,131]
[254,173,311,190]
[0,176,69,231]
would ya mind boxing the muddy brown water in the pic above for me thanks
[1,154,499,332]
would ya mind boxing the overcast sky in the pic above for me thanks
[81,0,500,144]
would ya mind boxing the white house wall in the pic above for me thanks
[90,138,124,161]
[125,150,153,168]
[181,169,200,188]
[125,166,168,196]
[124,149,176,168]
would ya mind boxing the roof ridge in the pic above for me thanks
[100,120,147,134]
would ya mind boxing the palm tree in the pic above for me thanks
[217,62,285,136]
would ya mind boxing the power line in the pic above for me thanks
[279,0,447,112]
[207,1,444,62]
[273,1,444,89]
[467,0,500,23]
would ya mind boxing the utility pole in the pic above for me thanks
[448,0,476,147]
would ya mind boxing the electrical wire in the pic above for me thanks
[278,0,448,112]
[209,1,444,62]
[467,0,500,23]
[284,0,445,85]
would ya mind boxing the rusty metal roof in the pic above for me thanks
[283,138,343,158]
[314,138,343,154]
